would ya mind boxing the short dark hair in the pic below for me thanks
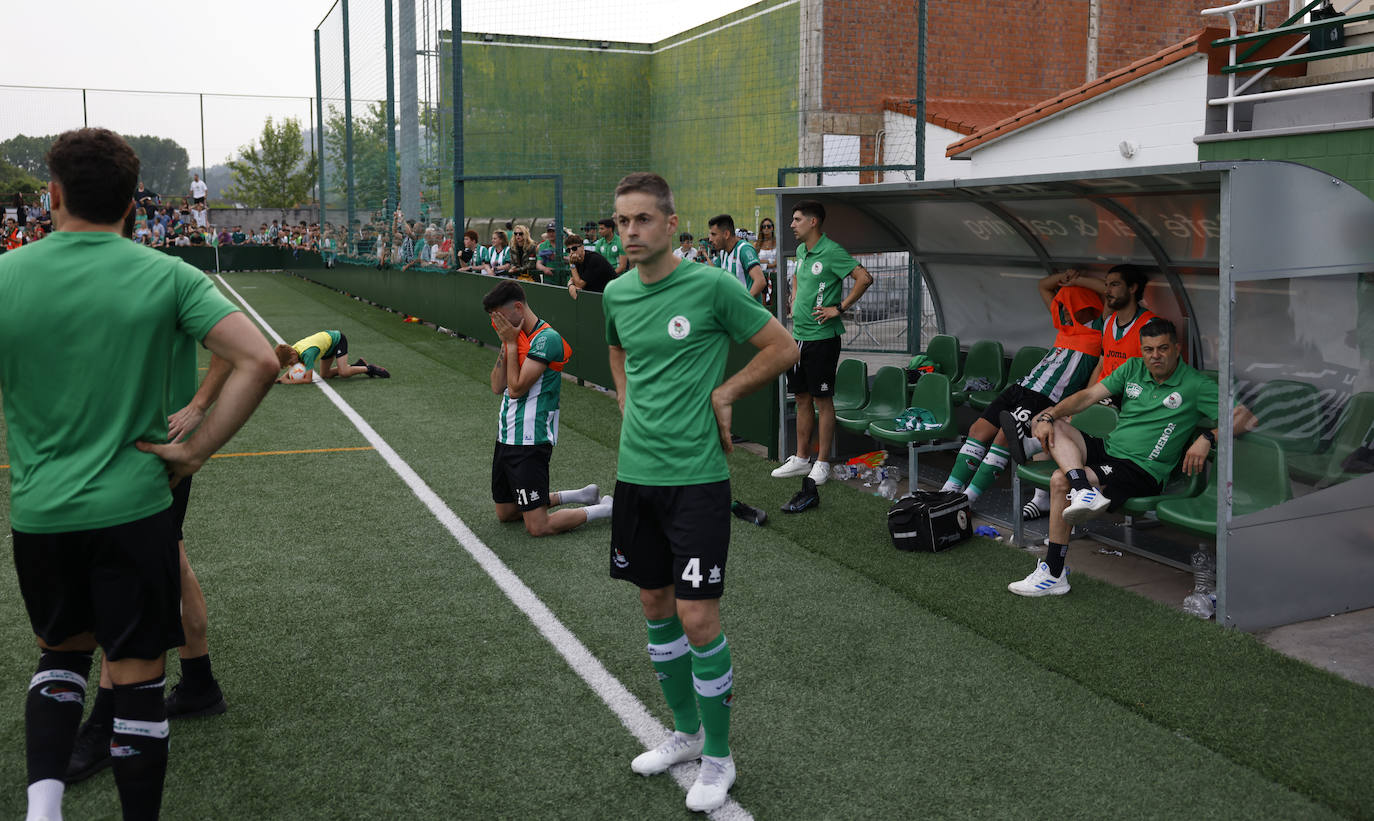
[1107,264,1152,304]
[564,235,584,249]
[1140,316,1178,342]
[708,214,735,233]
[482,280,526,312]
[613,172,675,216]
[598,218,615,229]
[46,128,140,224]
[793,199,826,225]
[463,230,479,242]
[679,232,693,242]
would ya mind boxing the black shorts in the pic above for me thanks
[610,480,730,600]
[1081,435,1163,510]
[491,441,552,511]
[193,196,206,205]
[12,508,185,660]
[170,475,193,542]
[980,383,1055,439]
[787,336,842,397]
[324,333,349,360]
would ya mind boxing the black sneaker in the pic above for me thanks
[366,363,391,379]
[65,720,113,785]
[781,477,820,513]
[165,680,228,720]
[730,500,767,526]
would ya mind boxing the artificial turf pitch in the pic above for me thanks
[1,270,1371,819]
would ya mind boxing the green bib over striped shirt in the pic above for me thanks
[497,322,568,446]
[1018,324,1104,402]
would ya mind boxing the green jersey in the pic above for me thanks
[715,239,762,293]
[1100,357,1219,484]
[0,231,237,533]
[1018,334,1104,402]
[791,234,857,340]
[595,236,623,269]
[603,260,773,485]
[498,321,570,446]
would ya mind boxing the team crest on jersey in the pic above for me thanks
[810,261,823,275]
[1125,382,1143,399]
[668,315,691,340]
[1163,391,1182,409]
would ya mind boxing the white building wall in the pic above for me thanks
[961,55,1208,178]
[878,114,966,181]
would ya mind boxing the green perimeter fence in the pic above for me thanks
[169,246,780,457]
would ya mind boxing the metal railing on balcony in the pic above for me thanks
[1204,0,1374,131]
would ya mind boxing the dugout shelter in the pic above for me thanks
[764,160,1374,631]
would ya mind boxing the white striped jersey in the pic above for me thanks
[1018,327,1104,402]
[497,321,570,446]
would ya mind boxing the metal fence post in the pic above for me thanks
[915,0,927,181]
[385,0,398,221]
[199,94,207,193]
[451,0,464,229]
[342,0,357,241]
[315,28,327,228]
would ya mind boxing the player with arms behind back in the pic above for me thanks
[602,173,797,813]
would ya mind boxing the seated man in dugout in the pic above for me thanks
[1005,317,1255,597]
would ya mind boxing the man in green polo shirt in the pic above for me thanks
[1009,317,1223,597]
[603,172,797,813]
[595,217,628,275]
[771,199,874,485]
[0,127,278,820]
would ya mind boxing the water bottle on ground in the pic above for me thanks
[1182,546,1217,619]
[877,476,900,500]
[831,463,860,481]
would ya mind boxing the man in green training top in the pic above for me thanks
[603,172,797,813]
[595,217,628,275]
[0,127,278,821]
[483,279,613,536]
[772,199,873,485]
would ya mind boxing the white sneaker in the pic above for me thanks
[685,754,736,813]
[770,455,811,478]
[1063,487,1111,525]
[807,460,831,485]
[630,729,704,776]
[1008,561,1071,597]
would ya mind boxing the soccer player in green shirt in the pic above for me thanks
[595,217,628,275]
[771,199,873,485]
[0,128,279,821]
[484,280,613,536]
[603,172,797,813]
[707,214,766,299]
[1011,317,1238,597]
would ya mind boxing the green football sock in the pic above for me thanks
[942,437,989,492]
[690,633,733,758]
[646,617,699,734]
[966,444,1010,503]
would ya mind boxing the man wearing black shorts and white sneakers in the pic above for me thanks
[771,200,872,485]
[484,280,613,535]
[603,173,797,812]
[1008,318,1238,596]
[0,127,278,821]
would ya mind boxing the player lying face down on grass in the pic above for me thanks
[602,172,799,813]
[273,330,390,383]
[483,280,613,536]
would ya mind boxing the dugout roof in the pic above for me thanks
[764,161,1374,631]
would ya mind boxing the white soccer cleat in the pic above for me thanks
[1008,561,1071,597]
[685,754,736,813]
[770,455,811,478]
[631,729,704,776]
[1063,487,1111,524]
[807,460,831,485]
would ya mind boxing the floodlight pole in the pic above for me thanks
[342,0,357,238]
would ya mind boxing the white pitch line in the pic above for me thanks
[216,274,752,820]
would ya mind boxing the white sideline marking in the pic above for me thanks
[216,275,752,820]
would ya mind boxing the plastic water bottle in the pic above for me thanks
[831,463,860,481]
[860,466,882,486]
[1182,547,1217,618]
[877,477,900,500]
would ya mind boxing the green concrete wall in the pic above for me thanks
[438,0,800,232]
[1199,128,1374,201]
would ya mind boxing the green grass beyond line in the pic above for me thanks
[0,270,1369,820]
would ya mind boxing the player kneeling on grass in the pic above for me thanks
[1006,318,1248,597]
[484,280,612,536]
[274,329,389,384]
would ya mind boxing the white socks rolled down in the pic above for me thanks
[27,779,63,821]
[584,495,615,522]
[557,484,600,506]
